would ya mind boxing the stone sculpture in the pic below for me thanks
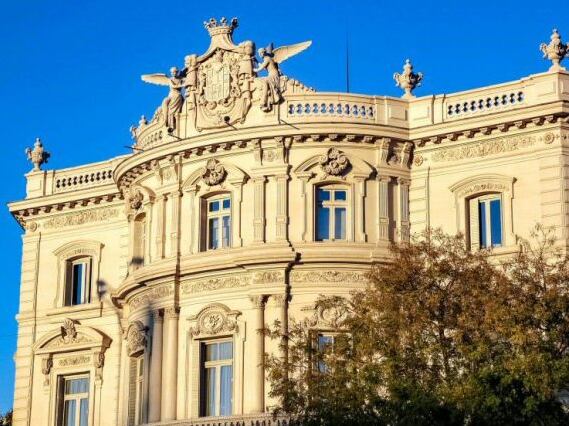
[393,59,423,99]
[540,28,568,71]
[141,67,185,131]
[25,138,50,172]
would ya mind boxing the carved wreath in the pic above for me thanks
[126,320,147,357]
[201,159,227,186]
[319,148,350,176]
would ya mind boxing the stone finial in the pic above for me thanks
[393,59,424,99]
[25,138,50,172]
[540,28,568,71]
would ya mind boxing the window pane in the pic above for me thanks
[334,190,347,201]
[209,201,219,212]
[219,342,233,360]
[205,343,218,361]
[205,367,216,416]
[317,188,330,202]
[63,400,76,426]
[222,215,231,248]
[72,263,86,305]
[478,201,487,248]
[316,206,330,241]
[490,199,503,246]
[209,218,219,250]
[220,365,233,416]
[79,398,89,426]
[318,334,334,351]
[222,198,231,210]
[334,207,346,240]
[66,377,89,394]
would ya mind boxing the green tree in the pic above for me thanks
[0,410,13,426]
[265,227,569,425]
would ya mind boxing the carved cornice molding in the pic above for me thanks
[290,270,369,285]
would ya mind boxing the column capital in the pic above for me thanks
[397,177,411,186]
[378,175,392,183]
[164,306,179,319]
[249,295,266,309]
[269,294,287,308]
[152,310,164,322]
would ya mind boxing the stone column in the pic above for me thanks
[155,195,166,259]
[397,178,410,242]
[170,190,181,255]
[148,310,163,422]
[161,307,179,421]
[253,177,266,243]
[378,176,391,242]
[275,175,289,242]
[248,296,265,413]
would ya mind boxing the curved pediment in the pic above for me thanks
[34,319,112,355]
[449,173,516,199]
[294,148,375,179]
[182,159,249,190]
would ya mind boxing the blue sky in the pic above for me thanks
[0,0,563,413]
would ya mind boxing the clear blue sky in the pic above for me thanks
[0,0,562,413]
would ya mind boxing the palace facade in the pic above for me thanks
[8,19,569,426]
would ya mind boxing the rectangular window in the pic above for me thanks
[317,334,335,373]
[478,196,503,248]
[207,196,231,250]
[66,259,91,306]
[200,340,233,417]
[316,188,348,241]
[58,375,89,426]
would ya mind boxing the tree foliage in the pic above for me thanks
[265,227,569,425]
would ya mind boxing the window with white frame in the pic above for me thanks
[205,196,231,250]
[64,258,92,306]
[57,375,90,426]
[315,186,348,241]
[200,340,233,417]
[469,194,503,249]
[128,356,145,426]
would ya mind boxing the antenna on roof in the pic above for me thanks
[345,32,350,93]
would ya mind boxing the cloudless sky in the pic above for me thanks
[0,0,563,413]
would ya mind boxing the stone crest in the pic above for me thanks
[319,148,350,176]
[125,321,147,357]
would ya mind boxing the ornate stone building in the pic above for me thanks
[8,19,569,426]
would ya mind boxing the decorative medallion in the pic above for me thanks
[319,148,350,176]
[201,158,226,186]
[190,304,240,337]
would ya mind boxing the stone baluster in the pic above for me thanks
[148,310,163,422]
[161,307,179,421]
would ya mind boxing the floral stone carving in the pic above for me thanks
[201,159,226,186]
[62,318,77,343]
[126,321,147,357]
[128,189,144,210]
[319,148,350,176]
[190,305,239,337]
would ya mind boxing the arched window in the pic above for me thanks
[132,213,146,269]
[202,194,231,250]
[64,256,92,306]
[315,185,348,241]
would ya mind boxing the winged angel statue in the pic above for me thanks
[254,41,312,111]
[141,67,185,131]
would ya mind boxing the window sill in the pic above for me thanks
[45,302,103,319]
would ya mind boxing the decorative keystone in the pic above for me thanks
[540,28,568,71]
[393,59,423,99]
[25,138,50,172]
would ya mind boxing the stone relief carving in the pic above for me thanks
[291,270,368,284]
[181,275,251,295]
[62,318,77,343]
[319,148,350,176]
[127,188,144,210]
[25,138,50,172]
[432,135,536,162]
[42,207,120,230]
[201,158,227,186]
[456,182,509,199]
[129,283,174,311]
[131,17,313,138]
[253,271,284,284]
[540,28,568,71]
[190,304,240,337]
[58,355,91,367]
[42,356,53,386]
[126,321,147,357]
[255,41,312,112]
[393,59,423,99]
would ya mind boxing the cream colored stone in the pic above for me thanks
[7,18,569,426]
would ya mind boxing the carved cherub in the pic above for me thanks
[141,67,185,131]
[254,40,312,112]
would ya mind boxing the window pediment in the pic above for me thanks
[294,149,374,180]
[188,303,241,338]
[34,318,111,355]
[449,174,515,200]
